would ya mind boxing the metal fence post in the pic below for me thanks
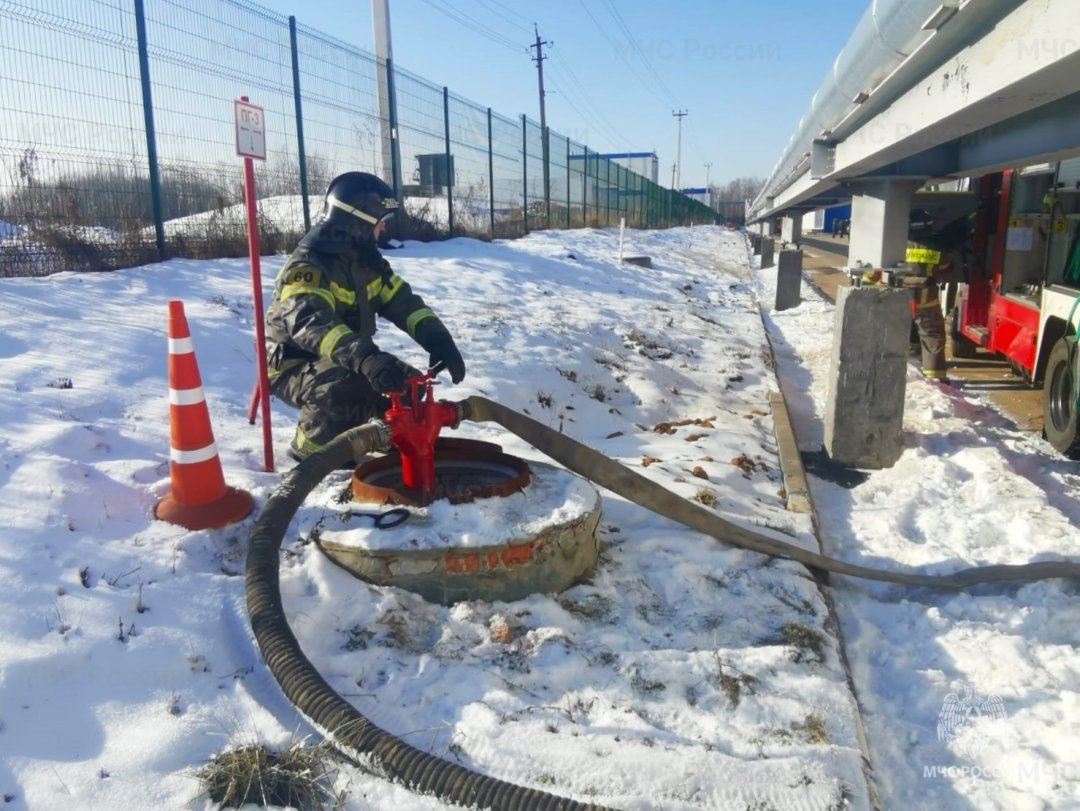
[521,114,528,235]
[443,86,453,236]
[642,175,649,229]
[565,135,571,230]
[622,168,628,226]
[288,16,310,231]
[582,147,589,227]
[487,107,495,239]
[604,158,611,227]
[133,0,165,260]
[543,124,551,228]
[642,178,648,229]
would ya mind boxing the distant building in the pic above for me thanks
[681,187,712,207]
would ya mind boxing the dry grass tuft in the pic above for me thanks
[197,741,339,810]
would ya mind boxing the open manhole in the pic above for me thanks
[315,438,601,604]
[351,438,531,506]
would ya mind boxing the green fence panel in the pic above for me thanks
[0,0,720,277]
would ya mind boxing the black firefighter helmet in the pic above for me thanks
[321,172,399,234]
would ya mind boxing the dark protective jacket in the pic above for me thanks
[265,222,438,380]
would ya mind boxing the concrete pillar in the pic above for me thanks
[762,219,775,237]
[824,286,910,468]
[752,234,762,255]
[781,215,802,246]
[776,250,802,311]
[760,237,774,269]
[846,179,923,269]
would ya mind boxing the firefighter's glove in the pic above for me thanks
[360,351,421,394]
[417,320,466,384]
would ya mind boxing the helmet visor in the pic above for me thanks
[327,194,399,226]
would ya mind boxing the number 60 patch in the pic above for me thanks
[283,266,321,288]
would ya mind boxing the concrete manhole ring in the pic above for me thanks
[315,458,601,605]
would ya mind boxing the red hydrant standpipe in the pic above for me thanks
[384,370,462,498]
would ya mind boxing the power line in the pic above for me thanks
[477,0,535,28]
[471,0,532,35]
[413,1,626,153]
[544,78,623,150]
[597,0,680,108]
[416,0,524,53]
[684,117,716,185]
[575,0,672,112]
[545,55,625,146]
[544,61,625,149]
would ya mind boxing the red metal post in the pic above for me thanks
[246,380,260,425]
[243,150,274,473]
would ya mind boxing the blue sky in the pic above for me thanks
[254,0,868,189]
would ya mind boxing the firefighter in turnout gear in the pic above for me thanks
[905,238,957,382]
[265,172,466,461]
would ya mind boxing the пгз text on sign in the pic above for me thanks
[235,99,266,161]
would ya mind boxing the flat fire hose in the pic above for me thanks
[462,396,1080,590]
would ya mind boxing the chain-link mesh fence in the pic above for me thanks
[0,0,723,277]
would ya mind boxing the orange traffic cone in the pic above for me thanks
[155,300,254,530]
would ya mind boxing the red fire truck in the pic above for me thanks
[953,159,1080,456]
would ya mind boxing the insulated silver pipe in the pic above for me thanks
[749,0,1017,220]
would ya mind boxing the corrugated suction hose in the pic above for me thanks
[245,421,613,811]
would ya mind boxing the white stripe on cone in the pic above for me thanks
[169,387,206,406]
[171,443,219,465]
[168,336,195,354]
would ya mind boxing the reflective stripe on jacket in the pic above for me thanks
[265,225,436,375]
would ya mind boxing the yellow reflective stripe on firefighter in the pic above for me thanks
[366,278,383,301]
[319,324,353,360]
[378,274,405,305]
[268,358,303,380]
[906,247,942,265]
[281,285,336,309]
[406,307,435,336]
[329,281,355,305]
[293,426,323,455]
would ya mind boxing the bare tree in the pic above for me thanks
[709,176,765,224]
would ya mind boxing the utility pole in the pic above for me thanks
[704,162,712,187]
[372,0,395,187]
[672,109,687,190]
[530,25,553,225]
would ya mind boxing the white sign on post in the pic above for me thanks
[234,99,266,161]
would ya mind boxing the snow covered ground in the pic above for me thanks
[0,225,1076,810]
[150,194,494,241]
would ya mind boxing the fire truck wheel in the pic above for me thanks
[1043,338,1080,458]
[949,308,978,360]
